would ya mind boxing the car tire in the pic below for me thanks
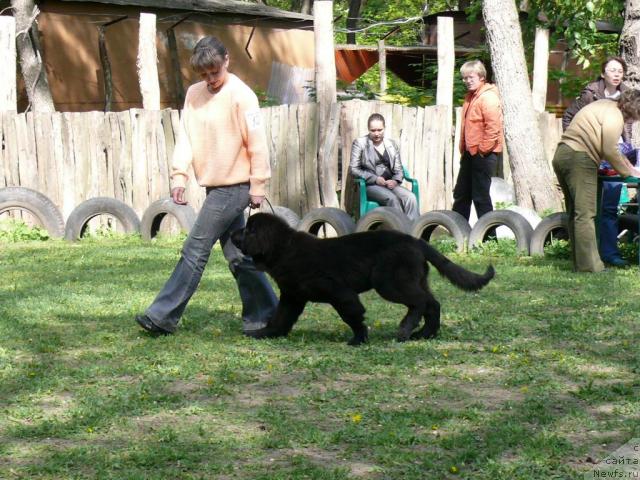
[298,207,356,237]
[64,197,140,241]
[529,212,569,256]
[0,187,65,238]
[355,207,412,233]
[411,210,471,253]
[140,198,197,241]
[469,209,533,255]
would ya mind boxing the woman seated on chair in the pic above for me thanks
[349,113,419,221]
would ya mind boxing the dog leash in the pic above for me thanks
[247,197,276,218]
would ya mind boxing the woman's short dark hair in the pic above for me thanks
[618,89,640,121]
[368,113,385,127]
[602,56,627,74]
[190,36,228,72]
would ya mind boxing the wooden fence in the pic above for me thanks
[0,101,563,222]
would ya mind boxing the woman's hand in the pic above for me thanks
[171,187,187,205]
[249,195,265,209]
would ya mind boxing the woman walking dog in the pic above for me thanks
[135,36,277,335]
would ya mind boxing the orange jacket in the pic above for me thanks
[459,83,503,155]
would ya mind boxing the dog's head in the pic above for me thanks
[231,213,293,270]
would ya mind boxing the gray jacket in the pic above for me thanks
[349,135,404,185]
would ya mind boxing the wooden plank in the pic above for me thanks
[50,112,66,216]
[107,112,123,203]
[452,106,462,201]
[338,100,359,212]
[33,112,56,206]
[155,110,170,199]
[273,104,287,208]
[390,103,403,141]
[263,106,276,203]
[60,112,76,219]
[399,106,416,179]
[15,113,38,190]
[71,112,91,205]
[411,106,425,196]
[161,108,176,186]
[286,104,301,214]
[300,103,321,213]
[296,103,309,214]
[1,111,19,187]
[85,111,101,201]
[424,106,445,211]
[130,109,149,217]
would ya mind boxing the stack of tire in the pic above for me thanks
[0,186,568,255]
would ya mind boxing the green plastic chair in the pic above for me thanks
[355,166,420,219]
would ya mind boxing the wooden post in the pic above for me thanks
[378,40,387,95]
[436,16,454,207]
[0,16,17,111]
[166,28,185,108]
[137,13,160,110]
[314,0,339,207]
[532,27,549,113]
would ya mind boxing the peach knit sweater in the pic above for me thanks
[170,74,271,196]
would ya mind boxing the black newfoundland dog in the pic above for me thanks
[231,213,494,345]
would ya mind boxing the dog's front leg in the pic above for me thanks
[331,294,368,346]
[245,294,305,340]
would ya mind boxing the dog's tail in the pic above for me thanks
[420,240,495,291]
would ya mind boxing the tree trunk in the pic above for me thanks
[346,0,362,44]
[11,0,55,112]
[620,0,640,145]
[482,0,561,212]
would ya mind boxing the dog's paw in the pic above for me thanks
[347,334,368,346]
[409,329,438,340]
[244,328,286,339]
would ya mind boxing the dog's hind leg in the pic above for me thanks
[410,295,440,340]
[330,293,368,346]
[396,305,426,342]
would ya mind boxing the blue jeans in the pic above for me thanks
[145,184,278,332]
[599,181,623,262]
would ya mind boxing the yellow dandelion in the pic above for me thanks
[350,413,362,424]
[449,465,459,474]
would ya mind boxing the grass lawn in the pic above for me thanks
[1,235,639,479]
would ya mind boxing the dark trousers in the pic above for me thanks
[599,181,623,262]
[145,184,278,332]
[452,151,497,220]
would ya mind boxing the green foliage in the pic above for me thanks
[522,0,623,69]
[542,238,571,259]
[470,237,519,257]
[0,219,50,242]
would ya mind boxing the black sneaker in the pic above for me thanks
[135,315,172,335]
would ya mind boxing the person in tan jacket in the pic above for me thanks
[453,60,503,222]
[135,36,277,335]
[553,90,640,272]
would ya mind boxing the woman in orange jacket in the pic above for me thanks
[453,60,503,222]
